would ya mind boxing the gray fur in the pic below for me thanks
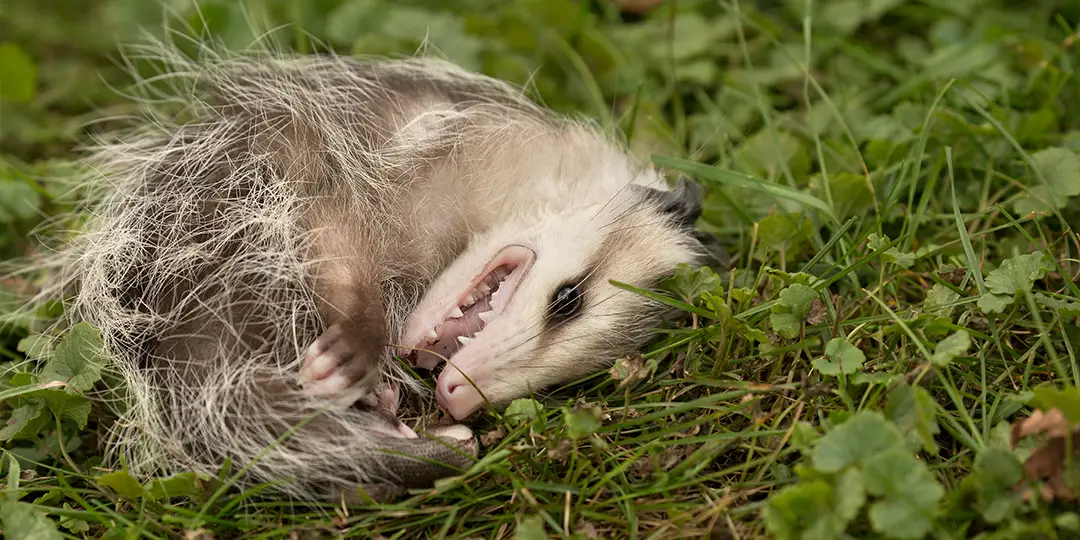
[26,40,706,502]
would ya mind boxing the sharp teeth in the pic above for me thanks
[463,295,476,307]
[457,336,473,346]
[426,329,438,340]
[478,311,492,323]
[449,307,464,318]
[478,282,491,293]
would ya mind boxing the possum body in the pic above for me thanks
[41,43,707,501]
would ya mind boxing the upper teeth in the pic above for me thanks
[458,336,473,346]
[426,329,438,340]
[449,307,464,318]
[478,311,492,323]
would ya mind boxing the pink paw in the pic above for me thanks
[298,323,374,396]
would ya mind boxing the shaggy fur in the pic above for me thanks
[18,39,706,501]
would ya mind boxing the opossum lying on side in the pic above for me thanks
[33,42,709,502]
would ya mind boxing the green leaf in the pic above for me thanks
[984,252,1052,298]
[970,447,1024,524]
[790,422,821,453]
[820,0,905,34]
[929,330,970,367]
[6,453,20,501]
[867,233,915,268]
[1035,293,1080,316]
[762,481,848,540]
[0,179,42,223]
[770,284,818,339]
[563,406,602,440]
[823,173,874,221]
[885,384,940,455]
[775,284,817,318]
[0,43,37,103]
[1057,513,1080,533]
[39,389,92,430]
[884,247,916,269]
[924,284,959,316]
[16,333,52,360]
[659,13,713,62]
[766,269,817,287]
[31,490,59,506]
[504,398,544,425]
[814,338,866,376]
[144,472,210,501]
[0,404,48,442]
[1029,385,1080,422]
[758,213,814,253]
[1014,147,1080,214]
[977,293,1011,314]
[867,233,890,251]
[733,131,809,181]
[58,503,89,533]
[0,501,62,540]
[326,0,389,44]
[812,411,905,473]
[862,449,944,539]
[515,515,548,540]
[703,293,768,343]
[834,468,867,523]
[96,470,147,501]
[39,322,106,392]
[769,313,801,340]
[660,263,725,302]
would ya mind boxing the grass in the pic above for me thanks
[3,0,1080,538]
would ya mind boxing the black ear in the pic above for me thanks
[635,176,703,229]
[693,230,733,269]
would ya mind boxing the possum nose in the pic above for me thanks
[436,369,485,420]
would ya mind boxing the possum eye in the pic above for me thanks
[549,284,583,319]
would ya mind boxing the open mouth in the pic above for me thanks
[404,245,535,369]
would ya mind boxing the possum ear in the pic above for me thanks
[637,175,703,229]
[692,230,733,269]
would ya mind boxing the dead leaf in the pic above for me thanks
[807,298,827,325]
[669,352,686,378]
[549,438,573,464]
[660,445,692,471]
[185,530,215,540]
[481,427,506,447]
[939,266,966,285]
[1012,408,1072,440]
[609,353,649,388]
[631,457,654,478]
[575,519,601,538]
[1010,407,1080,502]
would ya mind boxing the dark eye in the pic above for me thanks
[549,284,583,319]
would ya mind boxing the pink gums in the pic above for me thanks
[399,245,535,418]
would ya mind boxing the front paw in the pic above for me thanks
[299,323,377,396]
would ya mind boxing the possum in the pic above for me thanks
[30,41,709,502]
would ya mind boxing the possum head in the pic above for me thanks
[399,177,705,419]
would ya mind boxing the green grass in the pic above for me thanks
[3,0,1080,538]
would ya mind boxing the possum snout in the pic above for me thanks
[399,244,537,417]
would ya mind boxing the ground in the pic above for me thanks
[2,0,1080,538]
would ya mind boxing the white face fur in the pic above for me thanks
[398,180,704,419]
